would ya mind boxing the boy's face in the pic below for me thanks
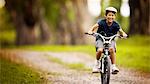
[105,12,116,23]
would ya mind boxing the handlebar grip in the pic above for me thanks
[84,32,94,35]
[127,35,129,38]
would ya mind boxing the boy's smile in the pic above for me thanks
[105,12,116,25]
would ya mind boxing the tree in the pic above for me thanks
[43,0,90,45]
[5,0,90,45]
[5,0,50,45]
[129,0,150,35]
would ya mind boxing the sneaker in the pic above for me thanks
[112,65,119,74]
[92,60,100,73]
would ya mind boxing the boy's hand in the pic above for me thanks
[123,33,128,38]
[119,28,128,38]
[88,31,94,34]
[121,33,128,39]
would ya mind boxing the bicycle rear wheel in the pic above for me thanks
[101,56,111,84]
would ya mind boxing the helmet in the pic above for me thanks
[105,7,117,13]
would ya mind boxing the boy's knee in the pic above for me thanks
[97,48,103,53]
[109,47,115,53]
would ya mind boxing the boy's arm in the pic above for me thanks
[88,23,99,34]
[119,28,128,37]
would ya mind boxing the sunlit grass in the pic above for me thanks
[116,35,150,72]
[117,35,150,46]
[47,56,89,71]
[117,45,150,72]
[0,57,46,84]
[18,45,96,56]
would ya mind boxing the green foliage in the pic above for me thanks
[109,0,122,10]
[100,0,129,32]
[0,58,45,84]
[42,0,75,29]
[100,0,109,17]
[42,0,60,28]
[65,1,75,22]
[0,30,16,47]
[0,8,15,47]
[120,17,129,32]
[0,8,14,31]
[109,0,122,23]
[67,7,75,22]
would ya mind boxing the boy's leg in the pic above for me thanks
[109,41,119,74]
[96,48,103,60]
[109,47,116,64]
[93,39,103,73]
[92,48,103,73]
[95,39,104,60]
[109,41,116,64]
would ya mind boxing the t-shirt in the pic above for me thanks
[97,19,120,37]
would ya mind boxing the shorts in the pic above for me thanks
[95,39,116,52]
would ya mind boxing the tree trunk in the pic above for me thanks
[39,8,50,44]
[129,0,150,35]
[5,0,51,45]
[12,11,37,45]
[55,0,88,45]
[69,0,90,44]
[55,2,70,44]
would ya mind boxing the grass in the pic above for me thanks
[0,57,46,84]
[116,36,150,72]
[47,56,89,71]
[18,45,95,55]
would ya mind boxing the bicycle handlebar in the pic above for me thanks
[85,32,127,44]
[85,32,127,39]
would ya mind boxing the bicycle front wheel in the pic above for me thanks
[101,56,111,84]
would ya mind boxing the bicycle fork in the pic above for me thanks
[101,49,109,73]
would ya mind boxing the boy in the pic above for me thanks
[88,7,127,74]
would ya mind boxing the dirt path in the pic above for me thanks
[0,50,150,84]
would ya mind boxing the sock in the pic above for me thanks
[95,60,99,64]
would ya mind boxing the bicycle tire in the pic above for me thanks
[101,56,111,84]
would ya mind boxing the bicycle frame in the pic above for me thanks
[85,32,121,84]
[93,33,118,72]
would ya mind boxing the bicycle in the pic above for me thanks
[85,32,126,84]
